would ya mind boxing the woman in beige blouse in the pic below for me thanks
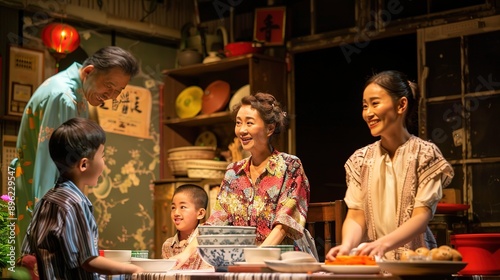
[326,70,454,261]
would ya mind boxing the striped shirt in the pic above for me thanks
[22,179,100,279]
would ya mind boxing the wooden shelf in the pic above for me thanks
[0,115,22,122]
[160,53,287,178]
[162,54,282,77]
[163,111,232,127]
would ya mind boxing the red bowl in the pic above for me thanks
[202,80,230,114]
[450,233,500,275]
[224,42,263,57]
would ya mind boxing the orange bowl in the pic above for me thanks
[202,80,230,114]
[450,233,500,275]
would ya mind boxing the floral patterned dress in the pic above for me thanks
[205,149,310,245]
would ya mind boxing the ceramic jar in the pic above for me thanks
[203,52,221,64]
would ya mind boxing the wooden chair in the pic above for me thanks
[306,200,347,256]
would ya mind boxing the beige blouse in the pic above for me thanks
[161,228,214,270]
[344,136,454,258]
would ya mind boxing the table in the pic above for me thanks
[125,272,500,280]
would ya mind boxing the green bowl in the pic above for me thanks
[261,245,295,254]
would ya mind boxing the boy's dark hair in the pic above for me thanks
[174,184,208,210]
[49,118,106,175]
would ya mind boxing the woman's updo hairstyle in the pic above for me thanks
[231,92,288,136]
[365,70,419,129]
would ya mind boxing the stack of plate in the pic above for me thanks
[186,159,229,179]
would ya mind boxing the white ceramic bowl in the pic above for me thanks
[197,234,256,245]
[103,250,132,262]
[261,245,295,254]
[198,225,256,235]
[280,251,317,263]
[244,247,281,263]
[197,245,256,269]
[131,258,176,272]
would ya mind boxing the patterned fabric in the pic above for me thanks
[161,228,213,270]
[129,272,310,280]
[22,179,100,280]
[205,149,310,245]
[344,136,454,256]
[11,62,88,257]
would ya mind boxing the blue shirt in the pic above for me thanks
[12,62,89,257]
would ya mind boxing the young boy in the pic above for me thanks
[21,118,143,279]
[161,184,213,270]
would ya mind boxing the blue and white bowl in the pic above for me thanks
[197,245,257,270]
[197,234,256,245]
[198,225,256,235]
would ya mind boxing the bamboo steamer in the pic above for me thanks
[167,146,216,176]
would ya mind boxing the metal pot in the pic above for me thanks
[177,49,203,67]
[181,23,228,55]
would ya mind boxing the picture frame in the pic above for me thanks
[7,45,44,116]
[253,6,286,46]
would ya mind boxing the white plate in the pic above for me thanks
[131,258,176,272]
[233,262,267,267]
[264,260,323,273]
[229,84,250,112]
[376,260,467,275]
[321,264,380,274]
[280,251,316,263]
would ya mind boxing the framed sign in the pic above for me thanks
[7,45,44,116]
[96,85,152,139]
[253,6,286,46]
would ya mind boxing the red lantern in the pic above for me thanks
[41,22,80,71]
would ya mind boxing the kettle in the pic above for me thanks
[180,23,228,55]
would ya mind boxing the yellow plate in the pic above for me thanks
[176,86,204,118]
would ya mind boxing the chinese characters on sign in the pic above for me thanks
[254,6,286,46]
[96,85,152,138]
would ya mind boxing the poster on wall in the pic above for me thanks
[253,6,286,46]
[7,45,44,116]
[96,84,152,138]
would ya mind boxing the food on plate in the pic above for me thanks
[430,246,462,261]
[429,248,447,260]
[399,250,418,261]
[325,255,376,265]
[450,249,463,261]
[401,245,462,261]
[439,245,453,252]
[415,247,430,256]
